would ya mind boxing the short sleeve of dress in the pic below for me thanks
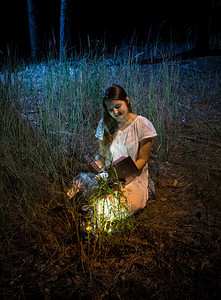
[95,119,104,140]
[136,117,157,142]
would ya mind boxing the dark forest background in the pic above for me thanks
[1,0,221,59]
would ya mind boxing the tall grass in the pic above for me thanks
[0,46,181,256]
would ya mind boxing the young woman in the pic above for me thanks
[68,84,157,217]
[94,84,157,212]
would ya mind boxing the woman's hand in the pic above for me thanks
[95,159,103,168]
[96,171,109,181]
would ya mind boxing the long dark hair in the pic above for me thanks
[102,84,132,135]
[99,84,132,163]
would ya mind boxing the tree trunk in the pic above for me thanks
[59,0,72,60]
[196,0,210,53]
[26,0,40,59]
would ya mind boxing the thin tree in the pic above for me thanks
[26,0,40,59]
[59,0,72,60]
[196,0,211,53]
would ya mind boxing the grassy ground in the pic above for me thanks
[0,47,221,299]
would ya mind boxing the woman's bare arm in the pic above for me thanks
[135,138,153,170]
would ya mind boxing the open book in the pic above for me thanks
[83,155,138,180]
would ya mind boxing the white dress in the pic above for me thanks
[95,116,157,211]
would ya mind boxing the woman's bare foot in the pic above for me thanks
[66,187,79,198]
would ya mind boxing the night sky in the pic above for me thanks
[0,0,207,57]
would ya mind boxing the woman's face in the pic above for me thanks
[105,99,130,123]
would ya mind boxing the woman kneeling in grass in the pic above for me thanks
[68,84,157,224]
[95,84,157,211]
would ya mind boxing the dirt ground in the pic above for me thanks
[1,56,221,299]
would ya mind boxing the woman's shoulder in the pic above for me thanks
[127,115,153,130]
[135,115,152,125]
[134,115,157,138]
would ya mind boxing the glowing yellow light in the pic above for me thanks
[86,224,93,231]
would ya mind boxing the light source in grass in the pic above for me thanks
[94,195,129,233]
[85,222,93,232]
[80,194,128,235]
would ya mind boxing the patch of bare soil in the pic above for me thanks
[1,56,221,299]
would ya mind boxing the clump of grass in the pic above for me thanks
[0,89,61,234]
